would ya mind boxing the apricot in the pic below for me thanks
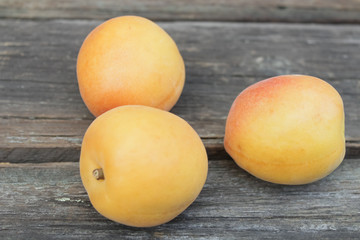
[79,105,208,227]
[77,16,185,117]
[224,75,345,185]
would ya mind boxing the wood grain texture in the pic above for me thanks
[0,0,360,23]
[0,157,359,239]
[1,20,360,162]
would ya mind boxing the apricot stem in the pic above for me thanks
[93,168,104,180]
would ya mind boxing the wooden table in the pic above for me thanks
[1,1,360,239]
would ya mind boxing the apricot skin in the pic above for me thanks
[224,75,345,185]
[79,105,208,227]
[77,16,185,117]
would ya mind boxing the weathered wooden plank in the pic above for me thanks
[0,0,360,23]
[0,157,359,239]
[1,20,360,162]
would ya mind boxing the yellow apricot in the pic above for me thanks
[80,105,208,227]
[224,75,345,185]
[77,16,185,117]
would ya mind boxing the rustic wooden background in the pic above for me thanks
[1,0,360,239]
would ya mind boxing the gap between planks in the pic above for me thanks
[1,139,359,164]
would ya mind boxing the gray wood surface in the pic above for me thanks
[1,2,360,238]
[1,20,360,162]
[0,0,360,23]
[1,156,360,239]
